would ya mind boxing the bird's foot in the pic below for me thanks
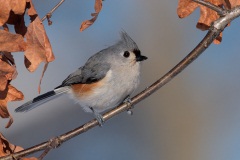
[90,107,104,127]
[95,113,104,127]
[124,96,133,115]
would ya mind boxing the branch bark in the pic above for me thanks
[2,1,240,160]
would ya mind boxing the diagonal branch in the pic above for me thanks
[2,1,240,160]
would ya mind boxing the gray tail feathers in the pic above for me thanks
[15,87,70,112]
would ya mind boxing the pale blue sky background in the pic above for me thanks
[1,0,240,160]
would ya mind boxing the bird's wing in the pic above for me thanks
[58,63,111,88]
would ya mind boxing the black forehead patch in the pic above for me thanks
[133,49,141,57]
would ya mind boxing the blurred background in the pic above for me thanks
[1,0,240,160]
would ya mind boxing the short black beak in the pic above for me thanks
[136,55,148,62]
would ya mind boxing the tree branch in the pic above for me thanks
[193,0,227,16]
[2,1,240,160]
[41,0,65,25]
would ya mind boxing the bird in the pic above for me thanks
[15,31,147,125]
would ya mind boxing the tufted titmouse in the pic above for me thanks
[15,31,147,125]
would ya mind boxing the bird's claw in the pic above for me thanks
[90,107,104,127]
[95,114,104,127]
[124,96,134,115]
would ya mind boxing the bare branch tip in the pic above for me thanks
[193,0,226,16]
[41,0,65,23]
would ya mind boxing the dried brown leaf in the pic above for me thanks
[0,54,17,91]
[3,0,28,35]
[0,53,19,128]
[0,0,11,26]
[223,0,240,9]
[3,52,16,66]
[3,52,18,80]
[24,16,55,72]
[7,12,27,36]
[24,0,54,73]
[38,62,48,93]
[26,0,37,16]
[5,115,14,129]
[0,133,23,156]
[80,0,102,31]
[23,0,54,93]
[0,0,27,26]
[10,0,26,15]
[0,79,8,92]
[0,133,37,159]
[177,0,199,18]
[80,15,99,32]
[94,0,102,13]
[0,84,24,128]
[177,0,238,44]
[0,30,27,52]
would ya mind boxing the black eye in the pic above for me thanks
[123,51,130,58]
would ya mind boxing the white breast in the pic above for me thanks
[69,63,141,113]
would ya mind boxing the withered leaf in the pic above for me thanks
[0,0,11,26]
[10,0,26,15]
[24,0,55,93]
[24,0,54,73]
[3,0,27,35]
[0,133,38,159]
[7,12,27,36]
[0,133,23,156]
[24,16,55,72]
[0,30,26,52]
[177,0,239,44]
[0,53,17,91]
[0,84,24,128]
[2,52,16,66]
[38,62,48,93]
[80,0,103,31]
[222,0,240,9]
[26,0,37,16]
[177,0,198,19]
[0,0,27,26]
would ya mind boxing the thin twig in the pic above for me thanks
[38,148,50,160]
[41,0,65,23]
[2,2,240,160]
[193,0,227,16]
